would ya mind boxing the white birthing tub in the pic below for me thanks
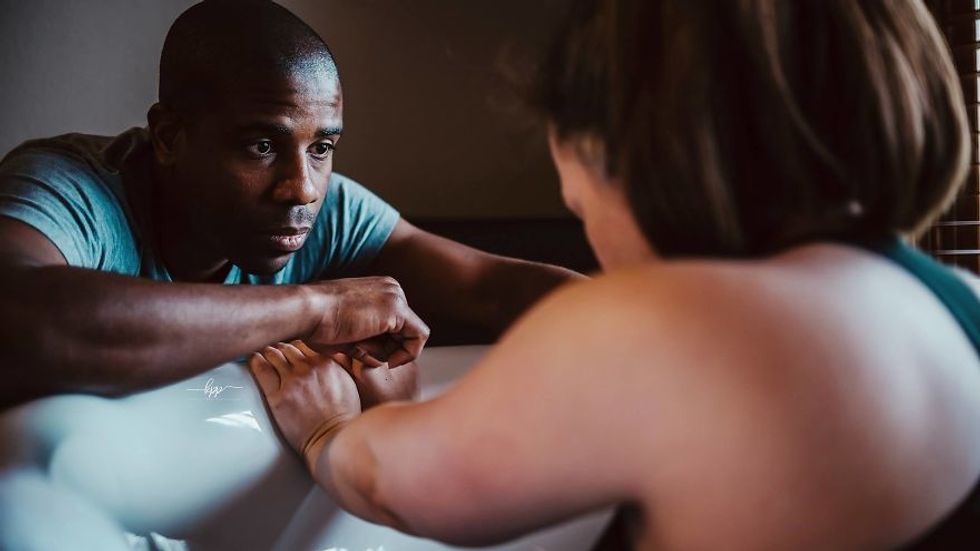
[0,345,612,550]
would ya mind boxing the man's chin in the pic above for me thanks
[235,254,293,276]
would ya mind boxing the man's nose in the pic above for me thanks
[271,150,318,205]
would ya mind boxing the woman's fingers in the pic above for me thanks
[276,341,312,375]
[351,343,385,368]
[249,353,281,394]
[261,345,290,372]
[291,340,320,359]
[330,352,354,372]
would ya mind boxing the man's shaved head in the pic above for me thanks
[148,0,344,280]
[159,0,338,114]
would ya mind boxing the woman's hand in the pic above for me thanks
[249,340,361,472]
[332,354,420,409]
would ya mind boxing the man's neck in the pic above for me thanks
[150,164,231,283]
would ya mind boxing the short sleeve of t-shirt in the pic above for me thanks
[279,172,400,282]
[0,144,137,273]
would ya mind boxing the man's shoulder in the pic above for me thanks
[324,171,370,201]
[0,129,148,271]
[0,128,151,215]
[1,128,148,176]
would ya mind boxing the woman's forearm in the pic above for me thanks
[313,403,416,532]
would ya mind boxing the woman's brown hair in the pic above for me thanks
[534,0,971,257]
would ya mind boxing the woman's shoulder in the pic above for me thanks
[526,258,797,358]
[537,243,964,362]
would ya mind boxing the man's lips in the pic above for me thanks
[260,226,311,252]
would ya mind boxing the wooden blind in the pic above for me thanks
[920,0,980,274]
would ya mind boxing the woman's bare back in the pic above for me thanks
[592,243,980,549]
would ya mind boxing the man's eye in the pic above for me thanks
[311,142,335,158]
[247,141,274,156]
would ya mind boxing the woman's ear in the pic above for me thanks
[146,103,184,167]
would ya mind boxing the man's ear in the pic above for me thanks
[146,103,185,166]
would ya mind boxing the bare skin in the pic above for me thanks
[253,135,980,549]
[368,219,580,341]
[250,341,418,467]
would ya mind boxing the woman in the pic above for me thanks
[250,0,980,548]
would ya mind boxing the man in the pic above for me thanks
[0,0,578,408]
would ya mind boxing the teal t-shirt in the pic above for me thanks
[0,128,400,283]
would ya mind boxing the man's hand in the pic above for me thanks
[332,353,420,409]
[306,276,430,367]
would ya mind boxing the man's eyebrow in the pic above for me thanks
[231,123,342,139]
[316,126,343,138]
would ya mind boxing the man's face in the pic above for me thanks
[170,69,342,275]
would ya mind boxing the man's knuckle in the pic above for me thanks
[382,293,400,310]
[385,315,399,331]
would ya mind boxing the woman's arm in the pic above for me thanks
[254,277,657,545]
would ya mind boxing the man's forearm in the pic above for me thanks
[476,258,584,333]
[0,265,321,406]
[397,256,583,343]
[365,222,585,343]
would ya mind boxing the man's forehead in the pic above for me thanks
[213,71,343,131]
[215,63,341,105]
[228,88,342,113]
